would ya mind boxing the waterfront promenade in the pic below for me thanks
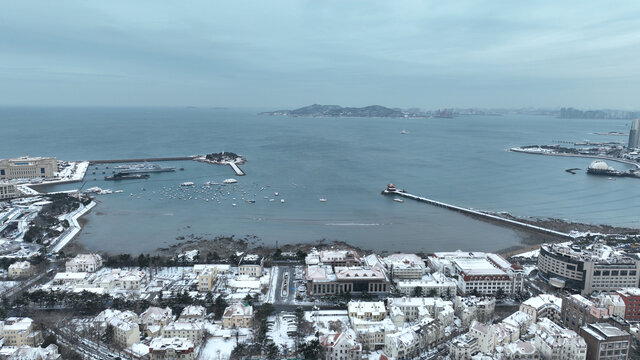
[383,186,573,240]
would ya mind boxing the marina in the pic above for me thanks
[382,184,573,240]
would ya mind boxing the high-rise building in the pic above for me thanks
[628,119,640,149]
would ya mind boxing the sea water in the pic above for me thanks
[0,107,635,254]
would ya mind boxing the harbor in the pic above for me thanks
[382,184,573,240]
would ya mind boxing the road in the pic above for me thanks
[273,265,296,304]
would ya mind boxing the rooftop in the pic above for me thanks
[149,337,195,351]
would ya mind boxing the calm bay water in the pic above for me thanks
[0,107,635,254]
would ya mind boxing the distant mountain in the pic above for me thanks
[260,104,411,118]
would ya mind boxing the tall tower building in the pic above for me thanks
[628,118,640,149]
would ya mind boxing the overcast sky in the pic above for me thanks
[2,1,640,109]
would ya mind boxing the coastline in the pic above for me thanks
[509,147,640,168]
[49,201,96,253]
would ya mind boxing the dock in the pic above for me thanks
[382,186,573,240]
[228,162,246,176]
[88,156,197,164]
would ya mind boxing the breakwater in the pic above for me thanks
[382,187,573,240]
[89,156,198,164]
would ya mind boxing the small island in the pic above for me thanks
[260,104,417,118]
[195,151,246,165]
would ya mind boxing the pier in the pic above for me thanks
[228,162,246,176]
[89,156,198,164]
[382,185,573,240]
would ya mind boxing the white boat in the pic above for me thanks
[393,198,404,203]
[274,192,279,196]
[280,199,285,203]
[401,130,408,134]
[180,182,195,186]
[319,198,327,202]
[223,178,238,184]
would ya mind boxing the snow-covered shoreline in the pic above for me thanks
[50,201,96,253]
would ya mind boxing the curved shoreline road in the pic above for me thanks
[509,148,640,169]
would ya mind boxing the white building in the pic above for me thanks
[450,333,479,360]
[149,337,195,360]
[383,253,426,279]
[65,254,103,272]
[384,328,420,360]
[95,309,140,348]
[162,321,203,345]
[429,251,524,295]
[0,182,18,200]
[3,317,42,347]
[469,321,519,354]
[8,261,34,278]
[320,330,363,360]
[139,307,173,336]
[387,297,454,326]
[348,301,387,326]
[0,156,57,180]
[52,272,88,286]
[533,318,587,360]
[222,303,253,329]
[454,296,496,327]
[395,272,457,297]
[520,294,563,324]
[238,254,263,277]
[306,248,362,267]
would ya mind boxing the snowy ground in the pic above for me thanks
[267,313,296,354]
[200,326,252,360]
[304,310,349,335]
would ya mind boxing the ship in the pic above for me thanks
[113,163,175,174]
[105,173,150,180]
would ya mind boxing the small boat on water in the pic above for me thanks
[246,199,256,204]
[401,130,408,134]
[274,192,279,196]
[180,182,195,186]
[280,199,285,203]
[319,198,327,202]
[223,178,238,184]
[393,198,404,203]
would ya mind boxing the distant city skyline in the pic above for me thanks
[2,1,640,109]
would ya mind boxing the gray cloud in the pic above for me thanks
[1,0,639,108]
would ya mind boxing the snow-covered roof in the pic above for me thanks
[521,294,562,311]
[383,253,425,269]
[347,301,386,317]
[335,266,386,281]
[140,307,173,323]
[163,321,203,331]
[4,317,33,331]
[8,261,31,270]
[53,272,88,280]
[149,337,195,351]
[581,323,629,341]
[223,303,253,319]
